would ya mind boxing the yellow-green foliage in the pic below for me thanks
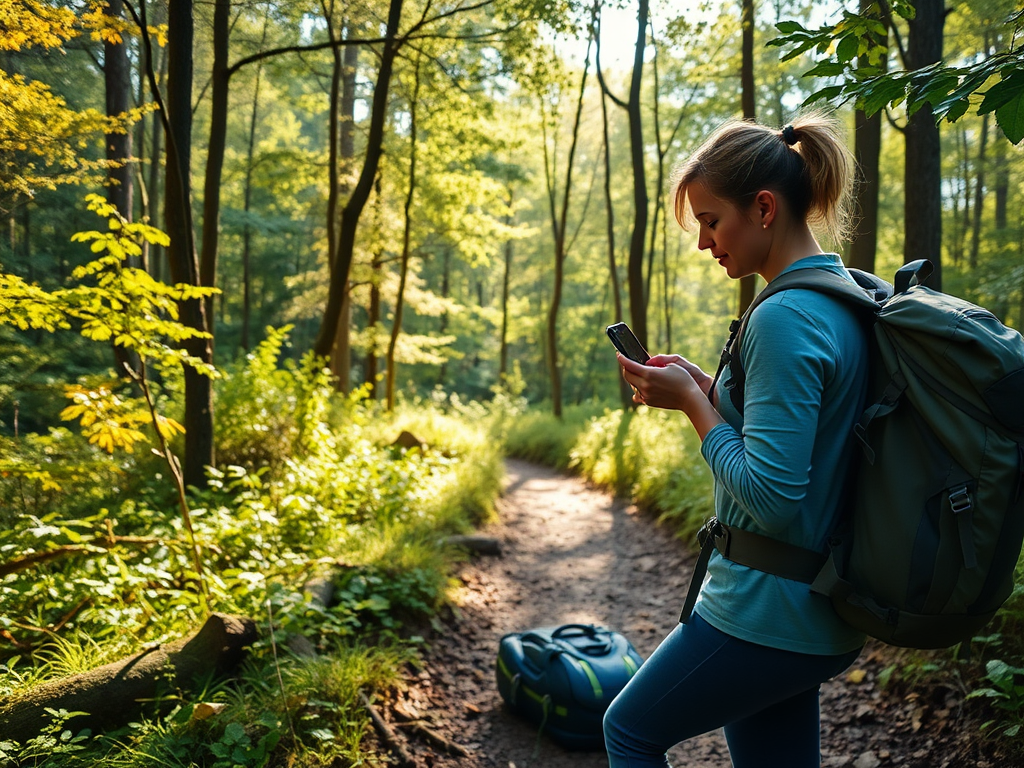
[504,402,607,470]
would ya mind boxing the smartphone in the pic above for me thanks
[606,322,650,365]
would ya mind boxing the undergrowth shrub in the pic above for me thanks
[0,347,506,764]
[504,401,606,469]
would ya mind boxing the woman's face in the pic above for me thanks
[687,182,770,281]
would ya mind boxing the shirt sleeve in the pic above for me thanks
[700,297,839,536]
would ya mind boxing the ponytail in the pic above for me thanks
[672,112,854,244]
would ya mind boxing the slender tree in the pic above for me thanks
[970,111,990,270]
[596,0,650,347]
[542,35,592,418]
[104,0,133,223]
[849,0,886,274]
[385,54,422,412]
[313,0,404,359]
[198,0,230,339]
[158,0,215,486]
[903,0,945,288]
[737,0,756,315]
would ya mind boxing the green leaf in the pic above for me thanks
[944,98,971,123]
[804,85,845,105]
[775,21,807,34]
[807,62,848,78]
[836,34,860,64]
[996,91,1024,144]
[979,71,1024,115]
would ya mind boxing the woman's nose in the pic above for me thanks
[697,230,713,250]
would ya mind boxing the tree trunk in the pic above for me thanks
[903,0,944,289]
[499,234,511,379]
[313,0,404,360]
[625,0,650,347]
[385,55,421,412]
[994,125,1008,230]
[438,248,451,384]
[240,11,269,353]
[147,15,167,282]
[198,0,230,341]
[365,174,384,397]
[322,1,345,384]
[0,614,257,745]
[164,0,214,487]
[849,0,885,274]
[331,35,360,392]
[599,87,630,409]
[969,110,989,270]
[104,0,133,223]
[738,0,756,314]
[105,0,139,378]
[543,36,591,419]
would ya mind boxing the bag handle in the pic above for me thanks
[551,624,613,656]
[894,259,933,294]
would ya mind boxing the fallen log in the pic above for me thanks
[0,536,170,577]
[0,613,257,745]
[445,535,502,556]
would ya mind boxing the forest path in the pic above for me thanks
[391,459,981,768]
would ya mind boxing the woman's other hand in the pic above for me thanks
[617,353,725,440]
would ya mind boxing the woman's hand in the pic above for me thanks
[617,353,725,440]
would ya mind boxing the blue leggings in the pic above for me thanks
[603,613,860,768]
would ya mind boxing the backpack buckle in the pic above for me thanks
[697,517,729,555]
[949,485,972,515]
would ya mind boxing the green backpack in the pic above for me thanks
[679,260,1024,649]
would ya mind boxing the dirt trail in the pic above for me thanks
[385,459,997,768]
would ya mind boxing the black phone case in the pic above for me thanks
[606,323,650,364]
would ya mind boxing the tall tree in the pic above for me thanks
[848,0,886,274]
[902,0,944,287]
[160,0,214,486]
[596,0,650,347]
[737,0,756,315]
[104,0,133,223]
[970,111,989,270]
[239,12,269,353]
[542,37,591,418]
[329,36,360,390]
[385,54,421,412]
[313,0,404,359]
[198,0,231,338]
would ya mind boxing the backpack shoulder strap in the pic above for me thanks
[711,268,886,416]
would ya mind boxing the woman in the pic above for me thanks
[604,114,867,767]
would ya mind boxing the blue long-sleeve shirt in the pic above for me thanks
[696,253,868,655]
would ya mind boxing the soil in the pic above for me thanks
[377,459,1014,768]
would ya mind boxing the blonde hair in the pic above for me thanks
[671,112,854,245]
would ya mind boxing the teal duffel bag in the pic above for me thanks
[495,623,644,750]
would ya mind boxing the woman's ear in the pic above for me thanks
[754,190,778,229]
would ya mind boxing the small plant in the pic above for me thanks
[967,659,1024,737]
[207,714,282,768]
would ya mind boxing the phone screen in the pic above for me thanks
[606,322,650,364]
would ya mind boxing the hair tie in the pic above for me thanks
[781,124,798,146]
